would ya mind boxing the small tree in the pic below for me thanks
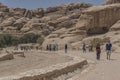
[20,33,39,43]
[91,38,103,47]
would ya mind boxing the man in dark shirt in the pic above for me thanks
[65,44,68,53]
[82,43,86,53]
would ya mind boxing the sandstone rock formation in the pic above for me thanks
[0,1,120,49]
[110,20,120,31]
[79,4,120,35]
[0,53,14,61]
[103,0,120,5]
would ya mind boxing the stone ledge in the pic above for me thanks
[0,53,14,61]
[0,55,87,80]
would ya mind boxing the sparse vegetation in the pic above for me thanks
[91,38,103,47]
[0,33,41,48]
[19,33,40,43]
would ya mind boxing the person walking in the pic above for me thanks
[89,44,93,52]
[82,43,86,53]
[65,44,68,53]
[106,41,112,60]
[49,44,52,51]
[46,45,49,51]
[96,43,101,60]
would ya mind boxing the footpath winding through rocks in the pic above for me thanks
[0,50,120,80]
[60,50,120,80]
[0,50,87,80]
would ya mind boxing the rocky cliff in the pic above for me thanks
[0,1,120,49]
[78,4,120,35]
[0,2,92,35]
[103,0,120,5]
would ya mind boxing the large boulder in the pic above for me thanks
[32,8,44,18]
[0,17,16,27]
[109,20,120,31]
[0,53,14,61]
[103,0,120,5]
[0,3,9,12]
[77,4,120,35]
[13,17,29,30]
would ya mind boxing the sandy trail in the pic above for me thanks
[60,50,120,80]
[0,49,120,80]
[0,50,72,77]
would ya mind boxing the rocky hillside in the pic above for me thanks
[0,2,92,48]
[0,2,92,35]
[0,0,120,49]
[103,0,120,5]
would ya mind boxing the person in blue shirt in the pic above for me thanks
[106,41,112,60]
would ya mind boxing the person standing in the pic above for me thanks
[89,44,93,52]
[49,44,52,51]
[96,43,101,60]
[82,43,86,53]
[106,41,112,60]
[65,44,68,53]
[46,45,49,51]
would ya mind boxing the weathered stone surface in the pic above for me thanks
[0,53,14,61]
[0,3,9,12]
[103,0,120,5]
[0,1,120,49]
[78,4,120,35]
[110,20,120,31]
[0,55,87,80]
[0,17,16,27]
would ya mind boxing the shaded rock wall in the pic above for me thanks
[103,0,120,5]
[79,4,120,35]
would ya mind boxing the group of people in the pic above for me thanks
[46,43,58,51]
[46,40,112,61]
[82,43,93,53]
[14,46,39,51]
[82,41,112,60]
[46,43,68,53]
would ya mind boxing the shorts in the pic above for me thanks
[106,50,111,54]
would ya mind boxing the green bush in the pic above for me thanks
[91,38,103,47]
[0,34,18,47]
[19,33,40,44]
[0,33,41,48]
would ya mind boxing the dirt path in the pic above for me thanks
[61,50,120,80]
[0,50,72,77]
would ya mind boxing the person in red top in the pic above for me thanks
[96,43,101,60]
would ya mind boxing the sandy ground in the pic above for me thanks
[0,49,120,80]
[56,50,120,80]
[0,50,72,77]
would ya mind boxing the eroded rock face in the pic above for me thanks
[0,53,14,61]
[0,1,120,49]
[110,20,120,31]
[77,4,120,35]
[0,17,16,27]
[103,0,120,5]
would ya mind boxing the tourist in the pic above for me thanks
[82,43,86,53]
[65,44,68,53]
[46,45,49,51]
[89,44,93,52]
[49,44,52,51]
[55,42,58,51]
[106,41,112,60]
[55,43,58,51]
[96,43,101,60]
[53,44,56,51]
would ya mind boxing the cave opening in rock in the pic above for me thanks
[87,27,109,36]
